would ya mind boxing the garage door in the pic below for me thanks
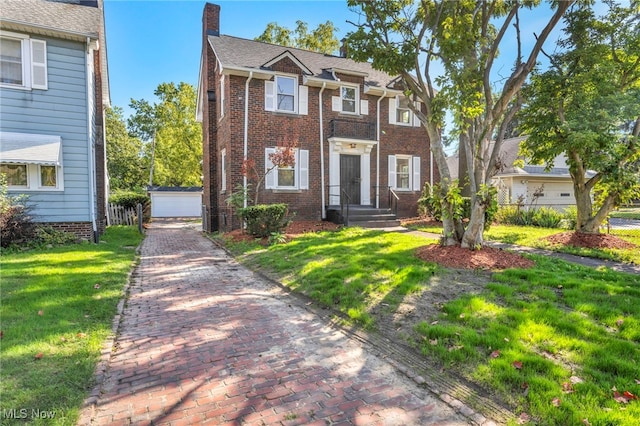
[151,193,202,218]
[527,181,573,206]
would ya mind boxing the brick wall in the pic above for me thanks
[46,222,94,241]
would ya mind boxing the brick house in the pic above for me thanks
[197,3,436,232]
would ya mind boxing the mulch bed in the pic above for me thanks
[415,244,535,270]
[544,232,636,250]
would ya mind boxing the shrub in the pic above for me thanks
[33,226,78,247]
[563,205,578,230]
[238,204,290,238]
[109,191,150,209]
[418,181,497,228]
[532,206,564,228]
[0,175,35,248]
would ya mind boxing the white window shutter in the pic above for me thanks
[388,155,396,189]
[413,101,421,127]
[265,147,276,189]
[388,97,396,124]
[265,81,275,111]
[31,39,47,90]
[298,85,308,115]
[298,149,309,189]
[331,96,341,112]
[413,156,421,191]
[360,99,369,115]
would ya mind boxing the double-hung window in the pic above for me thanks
[341,86,357,114]
[276,76,296,112]
[396,96,412,124]
[0,31,47,90]
[388,155,421,191]
[265,147,309,190]
[265,75,308,114]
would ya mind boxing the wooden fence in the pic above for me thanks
[107,203,137,226]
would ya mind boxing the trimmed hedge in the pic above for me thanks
[109,191,150,209]
[239,203,289,237]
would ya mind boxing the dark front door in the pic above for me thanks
[340,154,361,204]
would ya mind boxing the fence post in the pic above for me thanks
[137,203,143,234]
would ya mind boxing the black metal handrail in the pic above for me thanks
[388,187,399,216]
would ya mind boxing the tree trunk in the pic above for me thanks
[461,199,485,249]
[574,182,600,233]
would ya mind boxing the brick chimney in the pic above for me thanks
[339,38,348,58]
[203,3,220,36]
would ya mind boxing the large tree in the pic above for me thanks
[346,0,571,248]
[128,82,202,187]
[105,106,147,191]
[255,20,340,54]
[519,1,640,234]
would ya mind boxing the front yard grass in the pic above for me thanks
[408,223,640,264]
[222,227,640,425]
[609,207,640,220]
[0,226,143,425]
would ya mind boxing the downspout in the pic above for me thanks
[430,151,434,191]
[243,71,253,208]
[376,89,387,208]
[319,82,327,219]
[86,37,97,242]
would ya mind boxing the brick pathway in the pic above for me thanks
[79,220,472,425]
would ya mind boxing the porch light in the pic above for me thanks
[350,143,357,149]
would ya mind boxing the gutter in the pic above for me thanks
[243,71,253,208]
[376,89,387,208]
[319,82,327,219]
[86,37,97,241]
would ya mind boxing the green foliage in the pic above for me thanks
[255,20,340,54]
[128,82,202,187]
[226,184,250,211]
[238,204,290,238]
[33,226,78,247]
[108,191,150,209]
[495,206,565,228]
[419,181,497,228]
[0,175,35,248]
[105,106,147,191]
[518,1,640,231]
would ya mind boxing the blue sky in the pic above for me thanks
[103,0,572,121]
[104,0,361,117]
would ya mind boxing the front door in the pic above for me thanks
[340,154,361,204]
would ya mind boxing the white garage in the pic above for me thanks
[148,186,203,218]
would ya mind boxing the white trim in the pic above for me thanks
[264,148,309,190]
[262,51,312,75]
[219,74,225,118]
[0,31,31,90]
[220,148,227,191]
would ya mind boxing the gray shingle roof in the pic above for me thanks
[1,0,102,38]
[208,34,398,88]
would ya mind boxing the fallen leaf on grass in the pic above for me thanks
[582,419,591,425]
[430,320,439,325]
[0,330,3,339]
[562,382,575,393]
[635,379,640,385]
[551,397,561,407]
[504,337,510,342]
[60,337,66,342]
[38,310,43,316]
[448,345,464,352]
[489,350,500,359]
[429,339,438,346]
[616,319,624,327]
[77,333,87,338]
[570,376,584,384]
[513,361,523,370]
[522,382,529,397]
[94,284,101,289]
[614,391,629,404]
[34,353,43,360]
[459,313,465,319]
[517,412,530,424]
[624,391,638,401]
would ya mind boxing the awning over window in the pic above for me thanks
[0,132,62,166]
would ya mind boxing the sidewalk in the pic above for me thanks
[79,220,480,426]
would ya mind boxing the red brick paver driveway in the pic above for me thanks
[80,220,472,425]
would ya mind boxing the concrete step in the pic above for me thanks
[347,218,402,228]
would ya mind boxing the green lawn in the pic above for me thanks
[221,227,640,425]
[408,223,640,264]
[609,207,640,220]
[0,226,143,425]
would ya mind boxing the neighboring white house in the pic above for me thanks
[447,136,596,210]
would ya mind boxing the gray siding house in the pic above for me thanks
[0,0,109,241]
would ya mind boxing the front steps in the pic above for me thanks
[326,206,401,228]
